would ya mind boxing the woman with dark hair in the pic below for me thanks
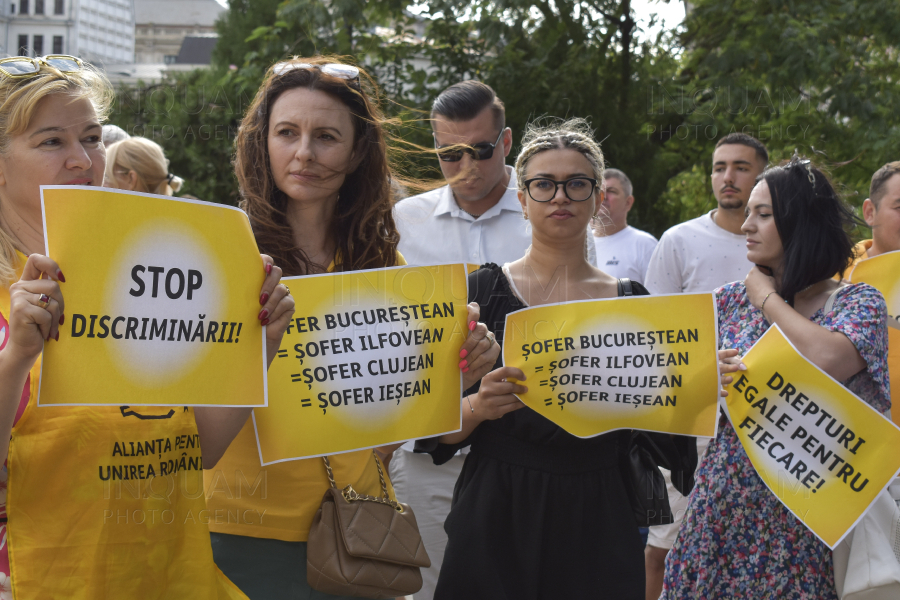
[661,157,890,600]
[204,56,499,599]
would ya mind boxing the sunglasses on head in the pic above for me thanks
[435,129,505,162]
[272,62,361,87]
[0,55,83,78]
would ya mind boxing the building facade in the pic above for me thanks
[0,0,134,64]
[133,0,223,64]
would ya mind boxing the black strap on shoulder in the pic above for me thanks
[468,263,501,305]
[617,278,634,297]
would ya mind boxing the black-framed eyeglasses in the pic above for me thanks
[272,62,361,87]
[523,177,598,202]
[435,129,504,162]
[0,55,83,78]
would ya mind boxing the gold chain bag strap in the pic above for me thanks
[307,450,431,598]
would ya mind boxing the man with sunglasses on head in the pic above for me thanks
[391,81,531,600]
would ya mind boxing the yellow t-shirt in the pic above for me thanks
[204,252,406,542]
[2,252,246,599]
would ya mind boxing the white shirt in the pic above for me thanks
[644,209,753,294]
[394,167,533,267]
[394,168,532,453]
[593,226,658,284]
[395,167,597,268]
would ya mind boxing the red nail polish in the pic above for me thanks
[260,292,269,306]
[55,331,59,341]
[459,348,468,359]
[468,321,476,331]
[260,318,269,326]
[462,367,469,373]
[57,270,66,283]
[59,314,65,326]
[265,263,272,275]
[458,359,467,368]
[259,309,269,321]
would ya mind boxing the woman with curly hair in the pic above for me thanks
[204,57,498,599]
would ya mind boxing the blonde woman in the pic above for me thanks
[418,118,693,599]
[104,136,184,195]
[0,56,293,598]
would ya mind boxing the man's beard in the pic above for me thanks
[718,195,743,210]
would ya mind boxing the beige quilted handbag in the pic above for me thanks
[307,451,431,598]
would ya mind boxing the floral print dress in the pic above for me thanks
[661,282,890,600]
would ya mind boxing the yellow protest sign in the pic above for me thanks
[724,325,900,549]
[501,293,720,438]
[255,264,467,464]
[39,187,266,407]
[850,251,900,428]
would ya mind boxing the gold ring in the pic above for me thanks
[284,286,291,296]
[37,293,50,310]
[487,331,496,345]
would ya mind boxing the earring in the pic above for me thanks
[522,211,529,220]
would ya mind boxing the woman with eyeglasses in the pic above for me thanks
[0,56,294,598]
[413,118,693,600]
[661,159,889,600]
[204,56,499,600]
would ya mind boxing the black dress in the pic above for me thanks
[418,264,680,600]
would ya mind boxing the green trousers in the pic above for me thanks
[211,532,359,600]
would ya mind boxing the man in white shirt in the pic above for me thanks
[593,168,657,283]
[643,133,768,600]
[394,81,531,267]
[391,81,532,600]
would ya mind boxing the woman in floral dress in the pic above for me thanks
[661,158,890,599]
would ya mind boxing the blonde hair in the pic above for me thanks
[106,137,184,196]
[514,117,605,190]
[515,118,605,262]
[0,61,114,285]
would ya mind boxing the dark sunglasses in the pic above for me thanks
[435,129,505,162]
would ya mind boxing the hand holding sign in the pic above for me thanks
[502,293,720,438]
[256,263,468,463]
[459,302,501,389]
[471,367,527,420]
[724,325,900,548]
[7,254,65,360]
[717,348,747,397]
[257,255,295,366]
[39,187,267,407]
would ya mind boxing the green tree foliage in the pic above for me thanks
[227,0,684,232]
[109,69,254,205]
[212,0,283,68]
[653,0,900,227]
[107,0,900,239]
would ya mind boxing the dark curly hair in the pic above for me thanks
[235,55,400,275]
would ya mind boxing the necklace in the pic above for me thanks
[460,207,481,219]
